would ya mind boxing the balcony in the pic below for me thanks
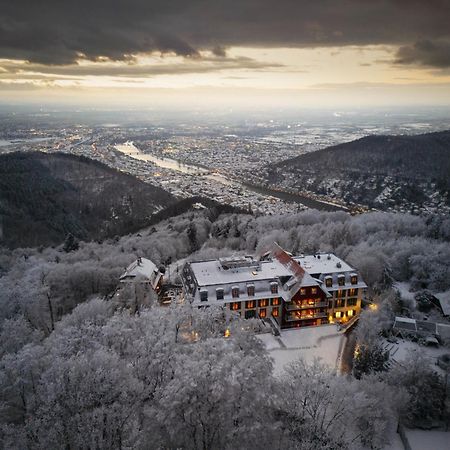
[285,301,328,311]
[286,312,328,321]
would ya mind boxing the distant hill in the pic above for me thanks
[0,152,176,248]
[267,130,450,211]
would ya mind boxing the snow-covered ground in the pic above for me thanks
[258,324,344,375]
[405,429,450,450]
[381,337,449,375]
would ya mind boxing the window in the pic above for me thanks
[328,300,334,309]
[347,298,357,307]
[300,288,306,296]
[259,308,267,318]
[216,288,224,300]
[325,277,333,288]
[335,311,342,319]
[270,282,278,294]
[247,284,255,296]
[272,307,279,317]
[200,290,208,302]
[351,275,358,285]
[335,299,345,308]
[311,287,317,295]
[245,310,256,319]
[246,300,255,309]
[347,310,354,317]
[259,299,268,307]
[348,288,357,297]
[232,286,240,298]
[230,302,241,311]
[338,275,345,286]
[337,289,345,298]
[271,297,280,306]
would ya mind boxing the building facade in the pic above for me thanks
[181,244,367,329]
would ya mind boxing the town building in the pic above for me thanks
[181,243,367,329]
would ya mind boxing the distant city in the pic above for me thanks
[1,107,449,216]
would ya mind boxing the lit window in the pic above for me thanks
[259,299,268,307]
[311,287,317,295]
[247,284,255,296]
[325,277,333,288]
[246,300,255,309]
[216,288,224,300]
[349,288,357,297]
[230,302,241,311]
[270,282,278,294]
[335,311,342,319]
[232,286,240,298]
[272,308,279,317]
[271,297,280,306]
[259,308,267,318]
[347,310,354,317]
[351,275,358,285]
[338,275,345,286]
[300,288,306,296]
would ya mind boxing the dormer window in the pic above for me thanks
[311,287,317,295]
[351,274,358,285]
[247,284,255,296]
[232,286,240,298]
[338,275,345,286]
[270,282,278,294]
[325,276,333,288]
[216,288,224,300]
[200,289,208,302]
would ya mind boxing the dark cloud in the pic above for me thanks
[395,40,450,68]
[1,1,449,65]
[0,56,284,79]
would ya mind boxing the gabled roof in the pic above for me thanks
[120,257,162,289]
[434,291,450,316]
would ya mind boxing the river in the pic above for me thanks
[114,142,346,212]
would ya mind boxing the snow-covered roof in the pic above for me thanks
[294,253,354,274]
[393,316,417,332]
[189,258,291,286]
[120,257,162,290]
[434,291,450,316]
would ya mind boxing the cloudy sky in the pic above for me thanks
[1,0,450,108]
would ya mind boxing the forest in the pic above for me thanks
[0,152,175,248]
[266,130,450,210]
[0,208,449,449]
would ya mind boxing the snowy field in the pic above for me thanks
[258,324,344,375]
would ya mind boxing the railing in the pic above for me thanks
[286,312,328,321]
[285,301,328,311]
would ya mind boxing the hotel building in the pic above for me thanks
[181,244,367,329]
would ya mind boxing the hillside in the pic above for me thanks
[267,130,450,211]
[0,152,176,248]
